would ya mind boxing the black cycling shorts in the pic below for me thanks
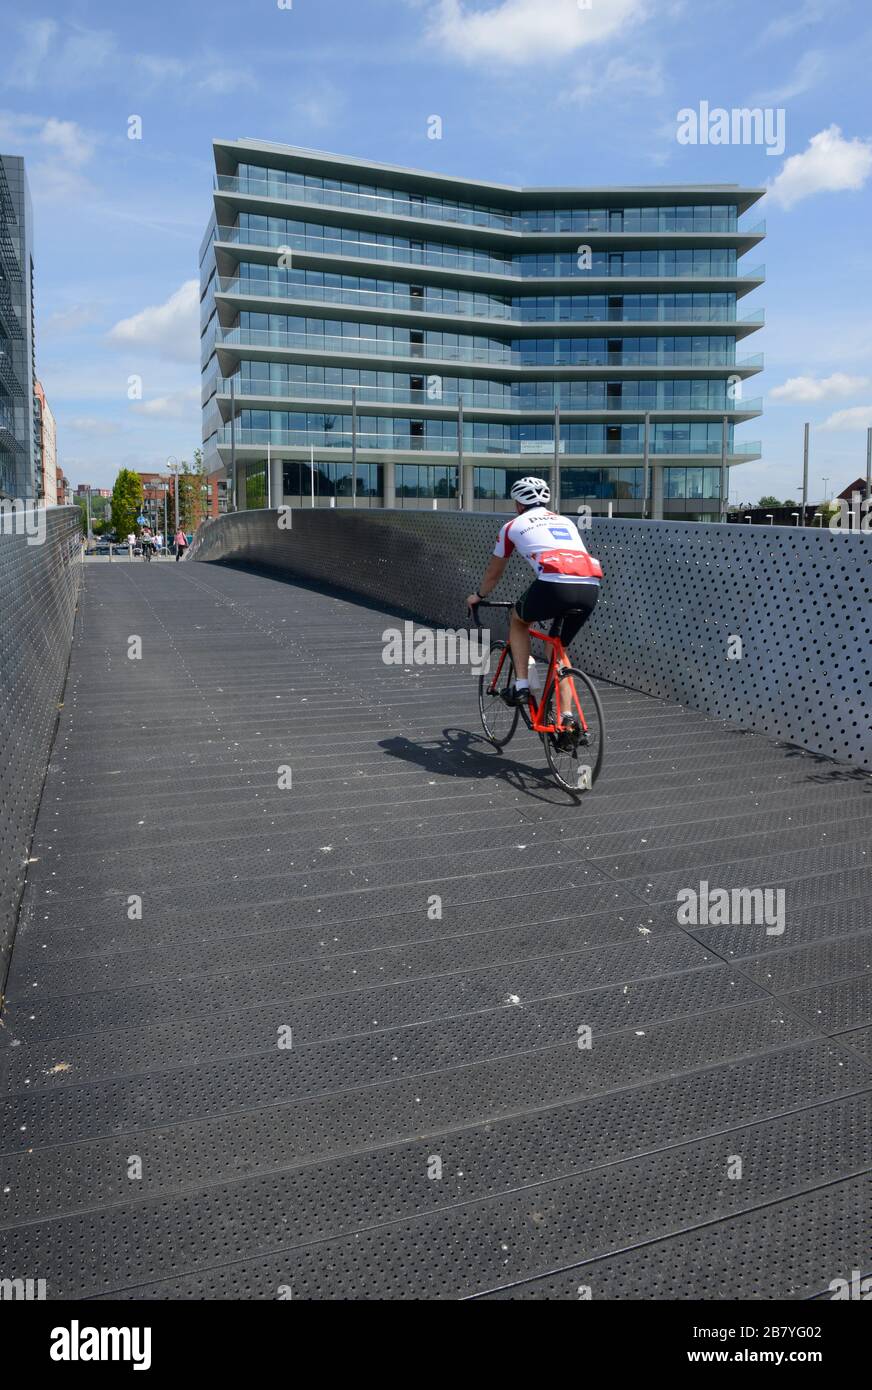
[515,579,599,646]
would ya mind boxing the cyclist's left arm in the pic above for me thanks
[467,553,508,608]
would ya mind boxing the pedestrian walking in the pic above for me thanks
[174,528,188,561]
[126,532,136,560]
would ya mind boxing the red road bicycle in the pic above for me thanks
[471,599,605,794]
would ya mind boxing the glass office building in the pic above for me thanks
[200,142,764,519]
[0,156,37,501]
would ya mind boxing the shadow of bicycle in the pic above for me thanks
[379,725,580,806]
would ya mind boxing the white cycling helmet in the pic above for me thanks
[510,475,551,506]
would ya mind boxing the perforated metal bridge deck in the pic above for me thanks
[1,560,870,1300]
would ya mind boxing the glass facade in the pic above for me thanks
[202,145,765,517]
[0,155,36,500]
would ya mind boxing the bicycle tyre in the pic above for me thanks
[541,666,605,794]
[478,641,519,748]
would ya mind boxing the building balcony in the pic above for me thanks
[213,177,766,251]
[0,419,24,455]
[0,282,23,341]
[0,348,23,397]
[212,225,766,289]
[212,274,765,333]
[215,424,761,463]
[211,377,762,423]
[211,322,764,377]
[208,326,762,379]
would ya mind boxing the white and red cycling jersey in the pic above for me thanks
[493,507,603,585]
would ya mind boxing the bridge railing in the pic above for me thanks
[0,506,81,994]
[189,508,872,771]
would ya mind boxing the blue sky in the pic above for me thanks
[1,0,870,502]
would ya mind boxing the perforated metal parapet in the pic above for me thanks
[0,508,81,993]
[190,510,872,769]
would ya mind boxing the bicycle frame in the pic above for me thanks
[486,627,589,735]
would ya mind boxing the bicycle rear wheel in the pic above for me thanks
[541,667,605,793]
[478,641,519,748]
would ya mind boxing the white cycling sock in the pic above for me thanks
[514,678,530,690]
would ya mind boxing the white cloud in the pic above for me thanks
[294,83,346,130]
[755,50,827,105]
[757,0,829,47]
[133,388,200,420]
[0,112,96,202]
[424,0,648,66]
[769,125,872,209]
[2,19,116,91]
[770,373,869,403]
[67,417,122,437]
[108,281,200,363]
[133,51,256,95]
[819,406,872,432]
[565,56,664,105]
[3,20,254,99]
[43,305,101,337]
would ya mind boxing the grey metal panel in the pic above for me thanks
[190,510,872,768]
[0,507,80,994]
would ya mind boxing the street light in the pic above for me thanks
[166,456,180,534]
[766,513,774,525]
[153,479,169,555]
[791,512,800,525]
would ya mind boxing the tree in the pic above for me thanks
[757,495,782,508]
[111,468,144,539]
[75,493,111,536]
[179,450,209,532]
[782,499,799,508]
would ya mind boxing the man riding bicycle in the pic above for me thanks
[467,476,602,739]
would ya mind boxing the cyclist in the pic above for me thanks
[467,476,602,738]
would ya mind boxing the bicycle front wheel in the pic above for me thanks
[541,667,605,794]
[478,641,519,748]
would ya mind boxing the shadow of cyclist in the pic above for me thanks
[379,725,579,805]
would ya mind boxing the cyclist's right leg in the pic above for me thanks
[508,607,532,696]
[551,584,599,714]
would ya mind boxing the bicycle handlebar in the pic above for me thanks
[467,599,513,629]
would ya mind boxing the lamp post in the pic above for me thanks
[154,480,169,555]
[167,456,180,534]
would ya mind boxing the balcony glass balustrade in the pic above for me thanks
[213,225,765,278]
[216,175,760,237]
[216,274,765,322]
[217,423,760,457]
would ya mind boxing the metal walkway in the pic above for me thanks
[1,560,870,1300]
